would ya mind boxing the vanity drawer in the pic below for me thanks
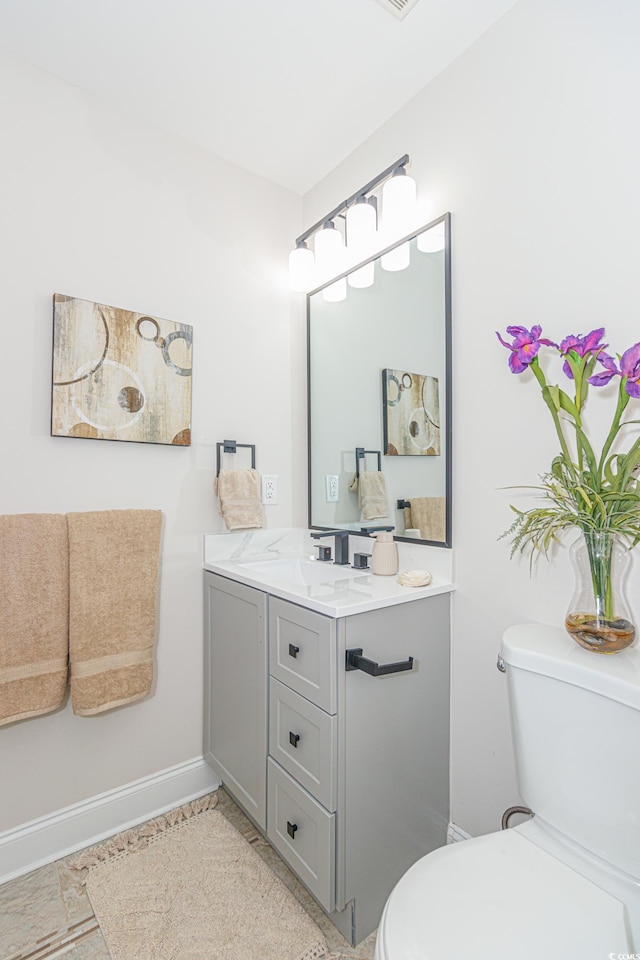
[267,758,335,913]
[269,598,336,713]
[269,677,337,811]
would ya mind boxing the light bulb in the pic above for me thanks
[381,166,417,234]
[417,222,445,253]
[348,261,374,288]
[346,196,377,252]
[288,240,314,292]
[314,220,344,278]
[323,277,347,302]
[381,240,410,272]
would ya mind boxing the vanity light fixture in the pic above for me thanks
[416,220,446,253]
[381,240,411,272]
[348,260,375,288]
[314,220,344,277]
[288,240,314,292]
[323,276,347,303]
[381,165,417,232]
[345,195,377,249]
[346,196,377,289]
[288,154,415,292]
[380,164,416,272]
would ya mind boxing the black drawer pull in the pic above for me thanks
[288,643,300,658]
[289,731,300,748]
[287,820,298,839]
[345,647,414,676]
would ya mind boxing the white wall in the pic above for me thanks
[302,0,640,836]
[0,55,301,832]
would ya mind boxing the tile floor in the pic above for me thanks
[0,788,377,960]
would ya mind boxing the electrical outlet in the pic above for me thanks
[261,474,278,505]
[326,475,339,502]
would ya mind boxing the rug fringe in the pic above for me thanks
[69,791,219,877]
[297,943,336,960]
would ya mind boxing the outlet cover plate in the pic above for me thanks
[326,475,339,502]
[261,474,277,504]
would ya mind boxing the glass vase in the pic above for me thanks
[565,531,636,654]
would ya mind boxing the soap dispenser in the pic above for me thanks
[371,531,399,576]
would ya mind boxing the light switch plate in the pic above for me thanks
[261,475,278,504]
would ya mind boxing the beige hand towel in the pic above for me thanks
[0,513,69,726]
[67,510,163,716]
[404,498,446,542]
[356,471,388,521]
[215,468,263,530]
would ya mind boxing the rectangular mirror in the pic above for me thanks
[307,213,451,546]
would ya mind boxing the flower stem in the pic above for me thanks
[597,379,630,478]
[583,531,614,620]
[529,359,578,480]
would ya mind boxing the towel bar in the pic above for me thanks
[216,440,256,476]
[355,447,382,478]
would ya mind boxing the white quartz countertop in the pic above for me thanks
[203,528,456,618]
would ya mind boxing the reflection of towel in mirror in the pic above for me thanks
[404,498,445,542]
[0,513,69,726]
[354,471,388,520]
[215,468,263,530]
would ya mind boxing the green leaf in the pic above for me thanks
[557,390,581,422]
[546,384,561,411]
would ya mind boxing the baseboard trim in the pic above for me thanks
[447,821,473,843]
[0,757,221,885]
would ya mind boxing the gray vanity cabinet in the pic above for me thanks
[204,570,451,946]
[203,573,268,830]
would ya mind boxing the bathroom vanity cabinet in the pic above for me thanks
[203,570,450,945]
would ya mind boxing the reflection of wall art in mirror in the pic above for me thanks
[51,294,192,445]
[382,368,440,456]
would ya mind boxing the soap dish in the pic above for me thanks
[397,569,432,587]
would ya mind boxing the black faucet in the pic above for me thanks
[310,530,351,565]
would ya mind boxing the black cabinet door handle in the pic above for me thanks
[287,820,298,839]
[289,732,300,748]
[345,647,414,676]
[288,643,300,658]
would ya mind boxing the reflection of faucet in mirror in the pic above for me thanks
[311,527,394,564]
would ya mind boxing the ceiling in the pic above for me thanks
[0,0,519,194]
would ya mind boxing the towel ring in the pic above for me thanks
[216,440,256,477]
[355,447,382,478]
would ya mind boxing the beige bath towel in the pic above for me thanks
[67,510,163,716]
[405,498,446,542]
[215,468,263,530]
[0,514,69,726]
[350,471,388,520]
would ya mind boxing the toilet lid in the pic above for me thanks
[377,829,632,960]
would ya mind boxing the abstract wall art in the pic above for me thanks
[51,295,192,445]
[382,368,440,456]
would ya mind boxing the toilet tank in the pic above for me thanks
[502,623,640,880]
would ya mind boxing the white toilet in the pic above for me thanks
[375,622,640,959]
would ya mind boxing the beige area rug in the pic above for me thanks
[71,798,330,960]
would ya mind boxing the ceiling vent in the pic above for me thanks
[374,0,422,20]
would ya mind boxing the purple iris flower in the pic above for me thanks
[589,341,640,398]
[496,325,555,375]
[559,328,607,379]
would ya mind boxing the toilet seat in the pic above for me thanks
[375,829,632,960]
